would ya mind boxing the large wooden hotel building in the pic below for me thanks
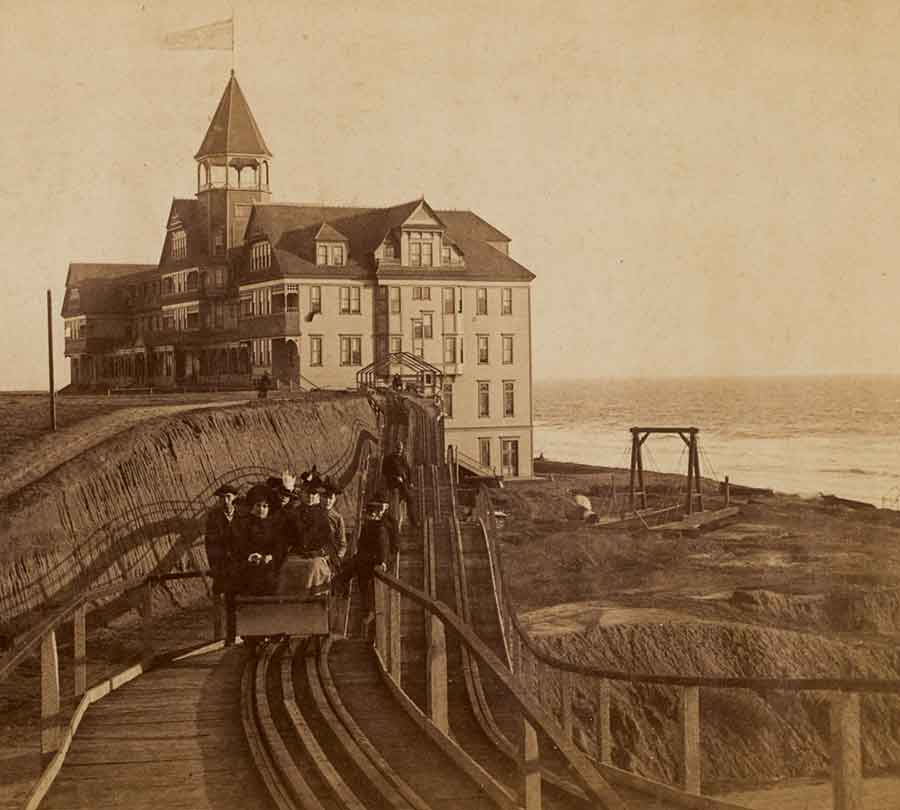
[62,74,535,477]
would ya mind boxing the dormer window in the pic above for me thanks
[250,240,271,271]
[68,288,81,307]
[384,242,396,260]
[408,231,433,267]
[316,242,346,266]
[172,229,187,260]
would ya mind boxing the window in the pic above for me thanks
[422,241,433,266]
[186,270,199,290]
[503,381,515,417]
[215,268,227,287]
[171,229,187,260]
[410,241,421,267]
[309,285,321,314]
[331,245,345,266]
[317,244,328,265]
[413,318,423,340]
[384,241,396,260]
[423,313,433,339]
[310,336,323,366]
[442,383,454,418]
[441,246,451,265]
[340,286,361,314]
[251,338,271,366]
[501,287,513,315]
[477,335,489,364]
[478,381,490,417]
[477,287,488,315]
[409,230,432,267]
[501,439,520,477]
[340,336,362,366]
[443,336,456,364]
[390,287,401,314]
[251,241,271,271]
[213,227,225,257]
[479,438,492,469]
[412,286,431,300]
[389,336,402,354]
[502,335,514,364]
[240,296,253,318]
[442,288,455,314]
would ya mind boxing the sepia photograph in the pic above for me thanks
[2,2,900,808]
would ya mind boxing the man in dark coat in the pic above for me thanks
[381,440,419,527]
[332,501,391,637]
[205,484,240,644]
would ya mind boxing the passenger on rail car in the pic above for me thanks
[235,484,283,597]
[332,500,391,637]
[321,477,348,563]
[205,484,240,644]
[265,470,296,514]
[275,472,334,596]
[381,440,419,527]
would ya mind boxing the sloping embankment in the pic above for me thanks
[0,394,380,630]
[531,614,900,788]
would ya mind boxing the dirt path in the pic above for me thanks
[0,399,247,504]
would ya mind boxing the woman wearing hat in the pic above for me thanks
[205,484,240,644]
[275,472,335,596]
[234,484,283,598]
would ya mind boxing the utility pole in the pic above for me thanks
[47,290,57,431]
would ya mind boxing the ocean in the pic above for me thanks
[533,375,900,507]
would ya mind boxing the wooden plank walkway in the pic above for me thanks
[40,648,273,810]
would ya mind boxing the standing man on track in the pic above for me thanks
[204,484,240,644]
[381,440,419,528]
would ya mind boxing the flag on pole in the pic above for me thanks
[163,18,233,50]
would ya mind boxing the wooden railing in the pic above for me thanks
[471,484,900,810]
[372,566,630,810]
[0,570,216,809]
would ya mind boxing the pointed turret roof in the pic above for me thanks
[195,71,272,159]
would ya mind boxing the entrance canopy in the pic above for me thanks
[356,351,442,397]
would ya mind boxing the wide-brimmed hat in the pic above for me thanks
[245,484,273,506]
[365,499,385,512]
[321,476,342,496]
[214,484,239,497]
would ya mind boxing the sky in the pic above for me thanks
[1,0,900,388]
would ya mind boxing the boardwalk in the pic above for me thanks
[40,648,271,810]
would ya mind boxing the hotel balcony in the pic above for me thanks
[239,311,303,339]
[64,336,113,356]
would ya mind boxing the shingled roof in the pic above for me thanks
[244,201,533,281]
[195,72,272,159]
[62,263,157,317]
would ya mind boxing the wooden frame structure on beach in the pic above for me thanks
[629,426,704,515]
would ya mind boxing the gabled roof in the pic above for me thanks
[242,200,534,282]
[195,72,272,159]
[65,263,157,287]
[63,263,157,317]
[314,222,349,242]
[159,198,209,268]
[437,210,510,243]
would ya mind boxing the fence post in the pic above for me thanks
[389,587,402,684]
[427,615,449,733]
[374,578,387,661]
[724,475,730,507]
[678,686,701,794]
[40,630,61,760]
[561,670,574,741]
[141,581,154,666]
[830,693,863,810]
[596,680,612,764]
[213,594,224,641]
[73,604,87,696]
[522,717,542,810]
